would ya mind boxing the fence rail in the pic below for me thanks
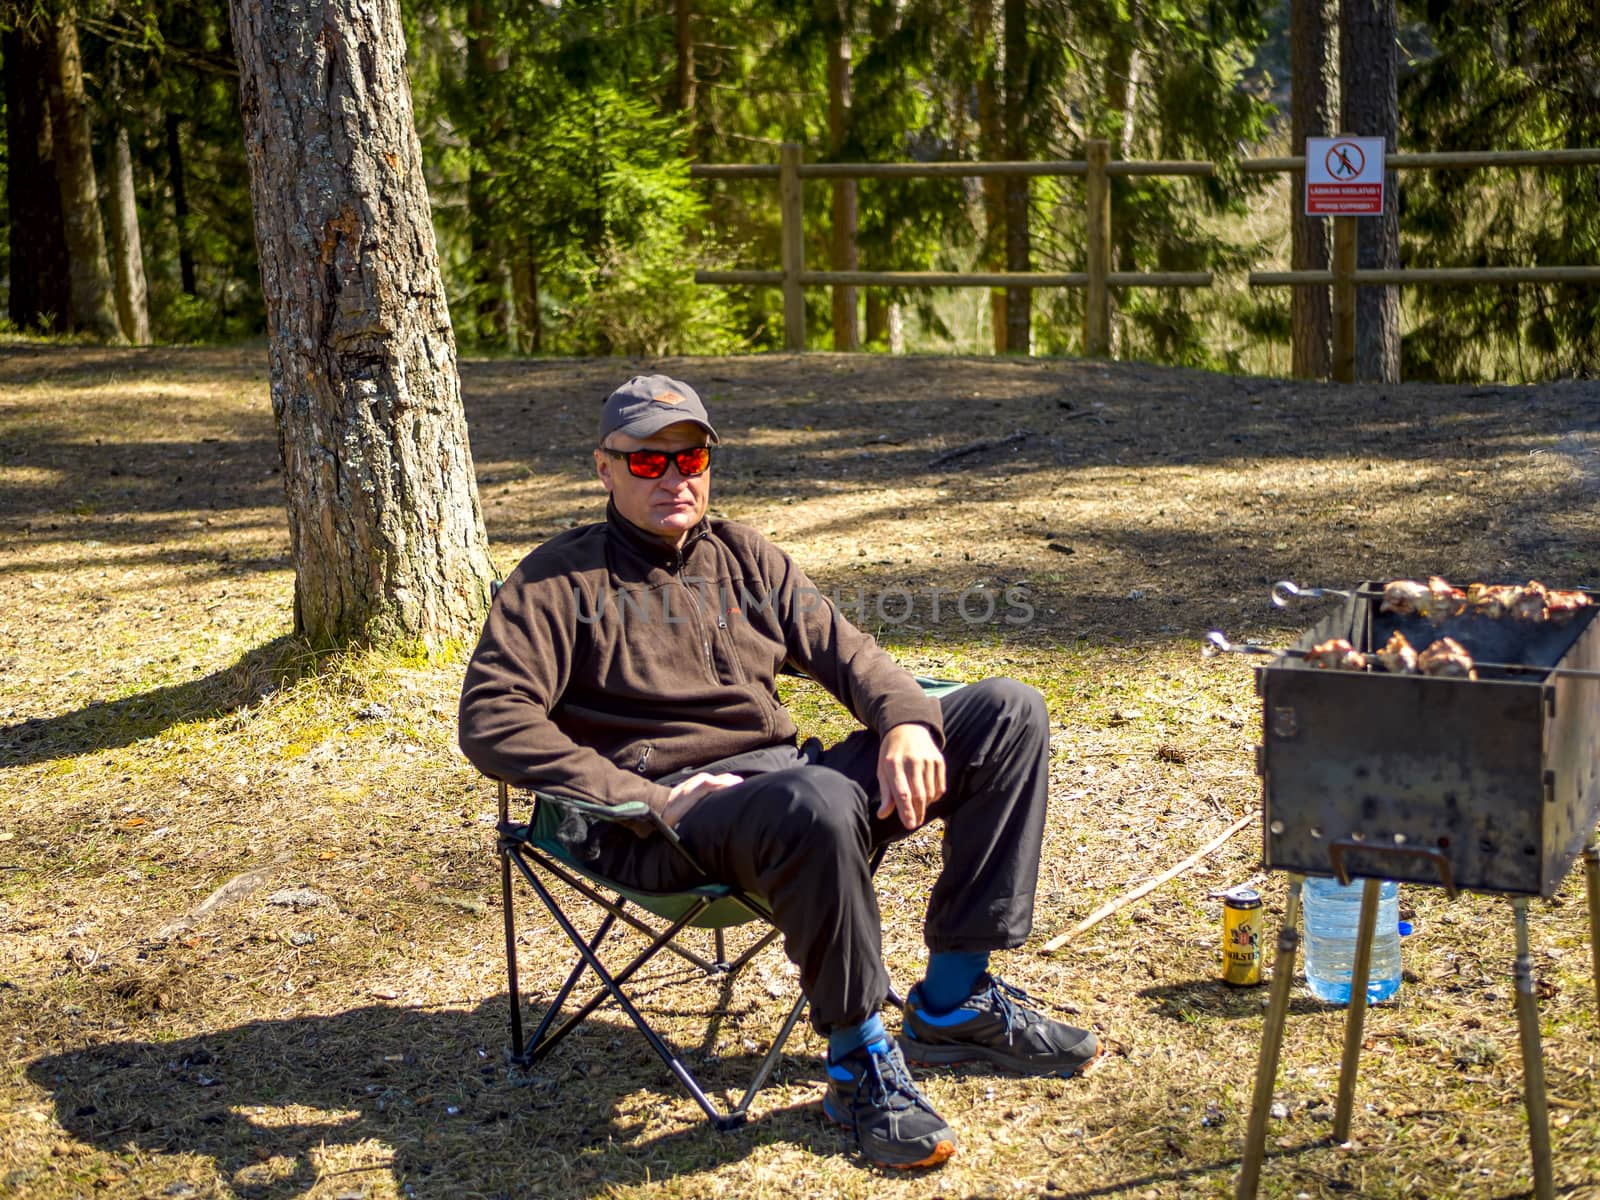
[690,143,1600,380]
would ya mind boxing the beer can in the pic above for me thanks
[1221,886,1264,986]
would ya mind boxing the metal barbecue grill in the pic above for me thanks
[1210,581,1600,1200]
[1259,583,1600,898]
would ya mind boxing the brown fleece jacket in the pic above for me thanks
[458,502,944,818]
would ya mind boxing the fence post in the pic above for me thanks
[1331,215,1356,383]
[1084,139,1112,357]
[779,142,806,352]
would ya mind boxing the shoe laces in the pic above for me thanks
[982,974,1044,1040]
[856,1043,937,1119]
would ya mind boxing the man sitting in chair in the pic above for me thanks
[458,374,1099,1169]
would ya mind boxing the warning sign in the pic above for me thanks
[1305,136,1386,216]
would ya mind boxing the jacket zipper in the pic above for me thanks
[673,551,717,682]
[635,744,653,774]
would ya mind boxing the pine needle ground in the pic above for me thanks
[4,343,1600,1198]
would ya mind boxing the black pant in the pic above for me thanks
[585,677,1051,1032]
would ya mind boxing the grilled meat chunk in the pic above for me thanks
[1380,576,1465,622]
[1374,631,1419,674]
[1379,579,1430,618]
[1546,587,1592,622]
[1418,636,1477,680]
[1306,638,1367,671]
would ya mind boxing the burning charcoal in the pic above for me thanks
[1305,638,1367,671]
[1418,637,1477,680]
[1374,631,1419,674]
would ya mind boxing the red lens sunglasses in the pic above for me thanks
[601,445,713,479]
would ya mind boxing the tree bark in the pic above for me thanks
[106,122,152,343]
[825,6,858,351]
[465,0,508,347]
[974,0,1006,352]
[1103,33,1139,358]
[674,0,695,116]
[229,0,496,651]
[1291,0,1338,379]
[44,6,122,341]
[4,24,71,333]
[1340,0,1401,382]
[511,245,540,354]
[1001,0,1031,354]
[164,111,197,296]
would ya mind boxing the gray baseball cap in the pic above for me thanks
[599,375,719,444]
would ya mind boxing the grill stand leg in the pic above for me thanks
[1332,878,1381,1143]
[1513,896,1554,1200]
[1585,837,1600,1018]
[1236,874,1303,1200]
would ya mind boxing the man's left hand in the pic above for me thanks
[876,723,945,830]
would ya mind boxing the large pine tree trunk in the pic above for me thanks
[825,8,858,352]
[229,0,496,651]
[45,6,122,341]
[1291,0,1338,379]
[4,24,71,333]
[1340,0,1401,382]
[974,0,1006,353]
[107,122,152,344]
[1001,0,1031,354]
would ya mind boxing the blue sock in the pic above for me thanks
[827,1012,887,1061]
[918,951,990,1014]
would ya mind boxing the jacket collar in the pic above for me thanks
[605,498,710,567]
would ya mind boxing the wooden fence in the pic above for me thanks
[690,142,1600,382]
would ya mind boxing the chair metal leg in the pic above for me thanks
[531,851,725,973]
[732,990,810,1120]
[501,844,525,1060]
[526,910,621,1058]
[522,859,739,1128]
[1237,874,1303,1200]
[1332,878,1381,1143]
[1513,896,1554,1200]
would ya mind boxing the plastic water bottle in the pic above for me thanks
[1302,877,1402,1004]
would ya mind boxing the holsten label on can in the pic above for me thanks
[1222,886,1264,986]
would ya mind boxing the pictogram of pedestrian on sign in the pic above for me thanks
[1305,135,1385,216]
[1327,141,1365,179]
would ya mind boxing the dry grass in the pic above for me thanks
[4,341,1600,1199]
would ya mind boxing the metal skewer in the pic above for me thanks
[1204,630,1600,682]
[1271,578,1600,609]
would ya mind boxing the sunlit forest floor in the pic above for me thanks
[3,342,1600,1199]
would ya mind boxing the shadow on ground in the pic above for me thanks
[0,636,308,768]
[23,996,1333,1199]
[25,1001,831,1199]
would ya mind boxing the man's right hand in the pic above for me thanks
[662,771,743,828]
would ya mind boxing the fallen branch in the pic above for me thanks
[1039,809,1258,953]
[926,428,1029,468]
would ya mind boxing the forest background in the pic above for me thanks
[2,0,1599,383]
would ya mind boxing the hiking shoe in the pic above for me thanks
[901,974,1101,1077]
[822,1038,957,1169]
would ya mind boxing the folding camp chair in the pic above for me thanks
[494,676,964,1131]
